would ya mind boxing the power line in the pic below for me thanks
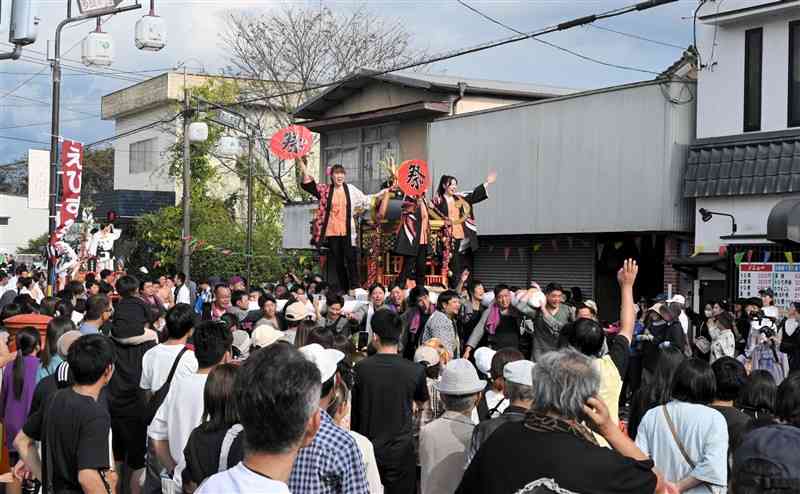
[456,0,662,75]
[586,24,686,50]
[227,0,680,108]
[0,135,49,145]
[0,115,99,131]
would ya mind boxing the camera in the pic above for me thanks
[759,326,776,339]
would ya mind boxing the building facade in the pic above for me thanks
[0,193,47,255]
[684,0,800,307]
[429,78,696,320]
[283,69,577,249]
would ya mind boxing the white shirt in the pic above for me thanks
[148,372,207,487]
[197,462,290,494]
[470,388,507,424]
[679,311,689,335]
[140,344,198,391]
[175,285,191,305]
[349,431,384,494]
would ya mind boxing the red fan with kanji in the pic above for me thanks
[269,125,313,160]
[397,159,430,197]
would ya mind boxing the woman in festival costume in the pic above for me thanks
[297,157,387,293]
[432,172,496,288]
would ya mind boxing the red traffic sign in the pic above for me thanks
[269,125,313,160]
[397,159,430,197]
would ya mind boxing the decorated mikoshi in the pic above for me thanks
[361,157,473,289]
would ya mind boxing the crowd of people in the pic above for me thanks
[0,254,799,494]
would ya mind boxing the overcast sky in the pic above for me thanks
[0,0,699,161]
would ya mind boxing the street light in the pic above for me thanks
[47,0,168,293]
[699,208,738,236]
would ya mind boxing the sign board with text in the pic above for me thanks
[738,263,800,308]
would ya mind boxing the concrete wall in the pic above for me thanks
[428,81,696,236]
[0,194,47,254]
[696,0,800,138]
[113,104,178,193]
[695,194,800,251]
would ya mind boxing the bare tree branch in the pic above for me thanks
[220,4,429,203]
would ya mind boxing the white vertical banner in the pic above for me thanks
[27,149,49,209]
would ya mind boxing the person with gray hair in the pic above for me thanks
[420,359,484,494]
[465,359,534,466]
[458,348,675,494]
[197,343,322,493]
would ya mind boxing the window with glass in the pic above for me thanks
[744,27,763,132]
[789,21,800,127]
[321,124,398,193]
[129,138,158,175]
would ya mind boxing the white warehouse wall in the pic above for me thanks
[0,194,48,254]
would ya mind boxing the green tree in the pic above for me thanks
[17,233,48,255]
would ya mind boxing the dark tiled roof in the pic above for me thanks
[684,133,800,198]
[93,190,175,219]
[657,46,697,79]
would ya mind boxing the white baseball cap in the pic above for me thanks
[300,343,345,383]
[503,360,534,387]
[474,347,496,376]
[414,346,440,367]
[251,325,285,348]
[667,294,686,305]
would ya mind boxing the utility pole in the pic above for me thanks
[46,0,141,293]
[246,136,254,285]
[181,81,192,281]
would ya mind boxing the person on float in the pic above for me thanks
[378,178,433,290]
[432,171,496,288]
[298,157,387,294]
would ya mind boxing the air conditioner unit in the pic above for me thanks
[9,0,41,45]
[217,136,242,157]
[135,15,167,51]
[188,122,208,142]
[81,31,114,66]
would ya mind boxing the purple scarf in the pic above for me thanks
[409,305,432,334]
[485,303,502,335]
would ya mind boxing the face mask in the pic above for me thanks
[704,310,713,318]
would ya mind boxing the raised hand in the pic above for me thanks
[617,258,638,288]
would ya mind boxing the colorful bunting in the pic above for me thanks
[734,252,745,266]
[533,243,542,253]
[614,241,624,250]
[718,245,727,256]
[691,244,704,257]
[763,251,771,263]
[747,250,754,263]
[786,252,795,265]
[504,247,511,261]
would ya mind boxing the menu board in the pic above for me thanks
[739,263,800,308]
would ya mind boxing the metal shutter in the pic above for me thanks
[473,236,530,289]
[473,235,595,298]
[529,235,595,299]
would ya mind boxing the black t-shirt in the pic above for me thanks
[352,353,429,446]
[182,426,244,488]
[458,421,657,494]
[492,315,521,350]
[710,405,751,458]
[24,388,111,494]
[607,333,630,377]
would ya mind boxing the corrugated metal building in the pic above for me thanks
[428,79,697,318]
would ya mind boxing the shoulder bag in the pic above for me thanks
[144,347,189,426]
[661,404,714,493]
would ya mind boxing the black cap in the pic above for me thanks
[759,288,775,298]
